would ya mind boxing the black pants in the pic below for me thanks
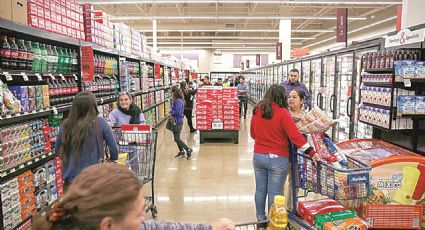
[184,109,195,130]
[239,97,248,117]
[173,124,189,151]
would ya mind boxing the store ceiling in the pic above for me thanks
[80,0,401,51]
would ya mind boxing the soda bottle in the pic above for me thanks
[72,49,78,73]
[380,50,387,69]
[8,37,19,70]
[267,195,288,230]
[57,47,64,73]
[25,41,34,71]
[51,46,59,73]
[40,44,48,73]
[46,45,55,73]
[32,42,41,72]
[0,35,11,70]
[65,48,72,73]
[17,39,28,70]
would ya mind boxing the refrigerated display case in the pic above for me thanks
[294,62,302,73]
[311,58,322,109]
[301,60,311,92]
[335,53,354,143]
[322,56,337,138]
[282,64,288,83]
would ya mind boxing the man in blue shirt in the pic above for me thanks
[283,69,311,108]
[237,76,249,118]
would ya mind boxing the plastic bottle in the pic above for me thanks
[57,47,64,73]
[0,35,11,69]
[46,45,55,73]
[40,44,48,73]
[51,46,59,73]
[17,39,27,70]
[65,48,72,73]
[8,37,19,70]
[267,195,288,230]
[25,40,34,71]
[71,50,78,73]
[32,42,41,72]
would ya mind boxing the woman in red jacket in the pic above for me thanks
[250,84,314,221]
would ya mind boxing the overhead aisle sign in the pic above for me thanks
[385,28,425,48]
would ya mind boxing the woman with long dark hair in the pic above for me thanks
[170,85,193,159]
[180,81,197,132]
[250,84,315,222]
[55,91,118,185]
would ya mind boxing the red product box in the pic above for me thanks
[224,120,237,125]
[224,125,239,130]
[28,15,39,28]
[54,157,63,168]
[51,22,57,32]
[57,184,64,197]
[18,171,33,186]
[50,2,56,12]
[44,20,51,31]
[44,0,50,8]
[298,198,346,226]
[37,5,44,18]
[19,183,35,198]
[223,110,236,115]
[56,14,62,24]
[196,125,211,131]
[38,17,45,29]
[28,3,38,15]
[44,9,51,20]
[60,5,66,15]
[196,120,211,126]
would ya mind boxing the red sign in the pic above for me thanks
[241,62,244,70]
[292,48,310,58]
[276,42,282,60]
[192,72,198,80]
[396,4,402,31]
[336,8,348,43]
[173,68,179,80]
[154,64,161,79]
[81,46,94,82]
[256,54,260,65]
[246,60,250,69]
[185,70,189,79]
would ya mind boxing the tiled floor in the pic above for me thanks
[149,110,257,226]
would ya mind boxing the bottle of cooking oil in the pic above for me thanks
[267,195,288,230]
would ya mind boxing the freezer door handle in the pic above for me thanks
[347,96,353,118]
[316,93,321,108]
[330,94,335,113]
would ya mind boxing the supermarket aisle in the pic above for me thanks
[152,108,256,224]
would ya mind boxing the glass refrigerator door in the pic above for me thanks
[311,59,322,109]
[353,48,378,139]
[335,53,354,143]
[302,60,311,92]
[294,62,301,72]
[322,56,336,138]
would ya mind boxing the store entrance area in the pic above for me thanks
[153,111,256,224]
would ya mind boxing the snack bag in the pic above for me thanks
[297,106,336,134]
[3,84,21,114]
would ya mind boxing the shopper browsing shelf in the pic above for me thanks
[55,91,118,185]
[32,163,235,230]
[237,76,249,118]
[180,81,197,132]
[108,92,145,127]
[171,86,194,159]
[283,69,311,109]
[250,84,315,221]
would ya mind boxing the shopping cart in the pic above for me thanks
[235,220,268,230]
[110,124,158,217]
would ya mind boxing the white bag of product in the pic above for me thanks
[296,106,337,134]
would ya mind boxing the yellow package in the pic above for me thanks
[117,153,128,165]
[323,217,368,230]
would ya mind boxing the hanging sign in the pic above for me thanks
[173,68,178,80]
[246,60,250,69]
[154,63,161,79]
[385,28,425,48]
[256,54,261,65]
[81,46,94,82]
[241,62,245,70]
[276,42,282,60]
[191,72,198,80]
[185,70,189,79]
[336,8,348,43]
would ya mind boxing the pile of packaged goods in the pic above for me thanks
[141,35,149,59]
[82,76,119,99]
[81,6,114,48]
[130,29,142,56]
[397,94,425,115]
[0,35,78,73]
[308,132,349,169]
[0,119,50,171]
[8,84,50,112]
[0,157,64,230]
[298,198,367,230]
[94,54,118,75]
[394,55,425,82]
[28,0,85,40]
[361,73,393,83]
[113,23,131,54]
[47,77,79,106]
[142,92,155,110]
[359,105,413,129]
[47,113,63,147]
[196,87,239,131]
[144,109,155,124]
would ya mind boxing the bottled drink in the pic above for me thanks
[8,37,19,70]
[57,47,64,73]
[375,51,381,69]
[368,52,374,69]
[51,46,59,73]
[380,50,386,69]
[40,44,48,73]
[267,195,288,230]
[25,41,34,71]
[17,39,28,70]
[46,45,55,73]
[65,48,72,73]
[71,50,78,73]
[94,54,99,74]
[32,42,41,72]
[0,35,11,69]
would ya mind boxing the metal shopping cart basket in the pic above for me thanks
[235,220,269,230]
[111,124,158,217]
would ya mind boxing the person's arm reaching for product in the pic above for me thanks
[141,218,234,230]
[100,117,119,161]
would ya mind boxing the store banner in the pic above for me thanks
[385,28,425,48]
[81,46,94,82]
[173,68,179,80]
[154,63,161,79]
[276,42,282,60]
[192,72,198,80]
[293,48,310,58]
[336,8,348,43]
[256,54,260,65]
[241,62,244,70]
[396,4,402,31]
[246,60,250,69]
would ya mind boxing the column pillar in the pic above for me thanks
[152,19,157,53]
[279,19,291,61]
[402,0,425,29]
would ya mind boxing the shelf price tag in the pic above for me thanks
[6,114,12,119]
[19,164,24,169]
[3,72,12,81]
[52,107,58,115]
[35,73,42,81]
[73,74,78,81]
[21,72,29,81]
[49,73,56,80]
[404,78,412,87]
[59,74,66,81]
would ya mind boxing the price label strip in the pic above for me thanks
[404,78,412,87]
[3,72,12,81]
[73,74,78,81]
[52,107,58,115]
[21,72,29,81]
[59,74,66,81]
[36,73,42,81]
[49,73,56,80]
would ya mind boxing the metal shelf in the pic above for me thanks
[80,41,119,56]
[359,119,411,131]
[362,82,393,87]
[361,102,392,110]
[364,68,393,73]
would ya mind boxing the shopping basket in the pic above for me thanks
[235,220,268,230]
[110,124,158,217]
[296,152,372,200]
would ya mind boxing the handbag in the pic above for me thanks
[166,115,178,132]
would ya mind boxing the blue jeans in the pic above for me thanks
[253,153,289,220]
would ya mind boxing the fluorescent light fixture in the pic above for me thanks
[111,15,366,20]
[158,46,278,50]
[139,29,334,33]
[302,16,397,48]
[82,0,401,5]
[149,42,299,45]
[146,36,316,40]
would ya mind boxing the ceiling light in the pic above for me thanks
[139,29,334,33]
[147,36,315,40]
[158,46,278,49]
[151,42,302,45]
[82,0,401,5]
[111,15,367,21]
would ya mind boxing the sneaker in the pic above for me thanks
[186,149,193,160]
[174,151,185,158]
[190,128,197,133]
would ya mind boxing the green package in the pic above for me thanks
[314,210,356,230]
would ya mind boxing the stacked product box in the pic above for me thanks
[141,35,149,58]
[113,23,131,54]
[18,171,36,223]
[222,88,239,130]
[1,177,24,230]
[81,6,114,48]
[53,157,64,197]
[28,0,85,40]
[131,28,142,56]
[9,85,50,112]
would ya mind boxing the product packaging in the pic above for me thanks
[314,210,357,230]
